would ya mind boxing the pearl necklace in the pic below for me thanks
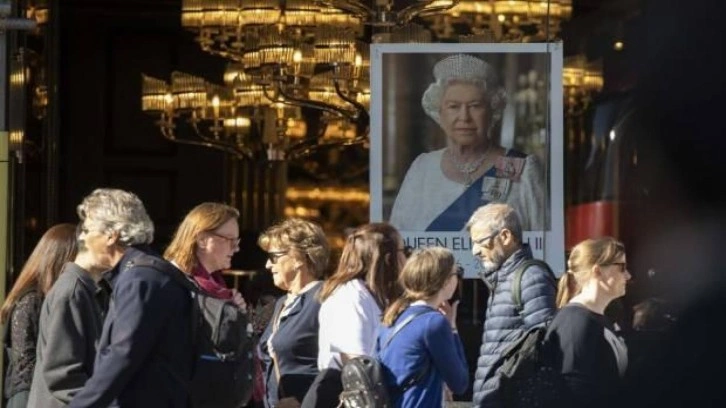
[446,148,490,185]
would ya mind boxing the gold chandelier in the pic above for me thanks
[427,0,572,41]
[141,0,458,161]
[141,0,575,161]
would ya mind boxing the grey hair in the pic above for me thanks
[77,188,154,246]
[421,54,507,126]
[466,203,523,243]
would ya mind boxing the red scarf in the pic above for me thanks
[191,264,234,300]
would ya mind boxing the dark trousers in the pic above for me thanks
[300,368,342,408]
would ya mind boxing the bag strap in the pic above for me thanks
[382,308,436,351]
[511,260,555,313]
[382,308,437,393]
[123,256,202,378]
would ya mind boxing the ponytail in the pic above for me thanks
[556,272,579,309]
[382,296,412,327]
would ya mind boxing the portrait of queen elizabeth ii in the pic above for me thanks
[388,53,547,232]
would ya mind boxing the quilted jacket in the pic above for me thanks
[473,245,557,407]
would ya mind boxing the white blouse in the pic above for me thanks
[317,279,382,370]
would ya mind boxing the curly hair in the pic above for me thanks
[77,188,154,246]
[258,218,330,279]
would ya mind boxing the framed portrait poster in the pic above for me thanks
[369,43,565,278]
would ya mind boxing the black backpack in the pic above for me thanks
[493,259,563,408]
[127,255,254,408]
[339,308,434,408]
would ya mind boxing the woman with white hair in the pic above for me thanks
[389,54,546,232]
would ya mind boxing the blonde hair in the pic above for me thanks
[164,202,239,274]
[382,247,455,326]
[557,237,626,308]
[258,218,330,279]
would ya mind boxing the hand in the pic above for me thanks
[438,300,459,330]
[276,397,301,408]
[232,289,247,312]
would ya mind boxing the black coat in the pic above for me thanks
[68,246,194,408]
[28,262,106,407]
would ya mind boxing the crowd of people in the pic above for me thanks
[1,188,641,408]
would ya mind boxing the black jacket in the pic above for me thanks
[28,262,106,407]
[68,246,194,408]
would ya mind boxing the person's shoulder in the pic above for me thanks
[405,306,447,330]
[15,288,42,307]
[327,279,369,303]
[520,259,555,282]
[551,305,603,334]
[46,264,82,299]
[119,253,187,292]
[412,148,445,165]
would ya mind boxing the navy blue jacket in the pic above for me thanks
[473,245,557,407]
[68,246,194,408]
[259,282,322,408]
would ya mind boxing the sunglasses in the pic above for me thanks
[453,265,464,279]
[267,250,289,264]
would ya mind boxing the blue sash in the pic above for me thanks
[426,150,525,231]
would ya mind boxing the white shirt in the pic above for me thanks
[317,279,382,370]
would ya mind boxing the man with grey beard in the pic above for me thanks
[467,203,556,407]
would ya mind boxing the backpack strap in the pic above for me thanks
[382,308,437,393]
[381,308,436,350]
[511,260,555,313]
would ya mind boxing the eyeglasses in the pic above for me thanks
[453,265,464,279]
[473,230,500,248]
[399,245,414,258]
[210,232,241,246]
[267,250,289,264]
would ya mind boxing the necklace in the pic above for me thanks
[446,148,489,185]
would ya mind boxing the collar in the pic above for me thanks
[63,262,99,291]
[101,245,156,290]
[479,244,533,284]
[278,280,322,320]
[287,279,321,299]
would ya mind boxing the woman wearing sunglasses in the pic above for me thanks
[546,237,631,407]
[301,223,406,408]
[257,218,330,408]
